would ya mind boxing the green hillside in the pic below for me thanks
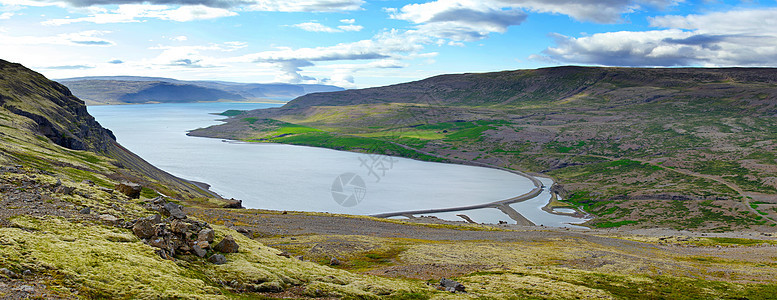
[192,66,777,231]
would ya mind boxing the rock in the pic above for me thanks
[99,214,118,224]
[277,252,291,258]
[0,268,16,278]
[79,207,91,214]
[22,269,32,276]
[97,187,113,193]
[198,241,210,249]
[155,249,173,260]
[214,235,239,253]
[81,179,95,186]
[163,202,186,219]
[198,228,215,243]
[296,255,304,261]
[55,185,75,195]
[329,257,341,266]
[440,278,465,292]
[16,285,35,293]
[133,219,156,239]
[208,254,227,265]
[192,244,207,258]
[148,237,169,249]
[170,219,187,234]
[222,198,243,208]
[146,214,162,224]
[115,181,142,199]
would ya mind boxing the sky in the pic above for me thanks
[2,0,777,88]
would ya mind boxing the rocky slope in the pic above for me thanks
[192,66,777,231]
[0,59,220,201]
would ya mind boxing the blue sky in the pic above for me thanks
[2,0,776,88]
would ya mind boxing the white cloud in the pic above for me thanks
[0,30,115,46]
[389,0,676,43]
[391,0,528,42]
[649,8,777,34]
[499,0,676,24]
[292,21,362,33]
[8,0,364,12]
[43,4,236,25]
[229,29,429,83]
[538,8,777,67]
[339,18,354,24]
[171,35,188,41]
[292,22,340,33]
[246,0,363,12]
[0,12,15,19]
[337,24,362,32]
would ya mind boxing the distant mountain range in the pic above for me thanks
[57,76,344,105]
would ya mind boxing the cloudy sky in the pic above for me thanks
[2,0,776,88]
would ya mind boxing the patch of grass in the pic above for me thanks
[706,237,776,246]
[594,220,637,228]
[219,110,245,116]
[242,117,259,124]
[140,187,159,199]
[444,125,492,141]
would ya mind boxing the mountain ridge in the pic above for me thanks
[58,76,344,105]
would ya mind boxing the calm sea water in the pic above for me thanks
[88,103,586,226]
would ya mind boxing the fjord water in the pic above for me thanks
[88,103,583,225]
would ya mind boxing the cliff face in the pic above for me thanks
[0,60,116,152]
[0,59,216,200]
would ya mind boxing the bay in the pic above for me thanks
[88,103,539,216]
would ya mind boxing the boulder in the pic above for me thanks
[163,202,186,219]
[192,244,207,258]
[132,219,156,239]
[55,185,75,195]
[198,241,210,249]
[148,237,169,250]
[115,181,142,199]
[222,198,243,208]
[146,214,162,224]
[170,219,187,234]
[0,268,16,278]
[214,235,239,253]
[98,214,119,224]
[329,257,341,266]
[440,278,465,292]
[155,249,173,260]
[208,254,227,265]
[79,207,91,214]
[198,228,215,243]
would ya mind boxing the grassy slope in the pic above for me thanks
[0,59,437,298]
[191,66,777,231]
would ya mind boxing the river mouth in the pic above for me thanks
[89,102,588,227]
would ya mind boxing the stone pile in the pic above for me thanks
[131,197,239,264]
